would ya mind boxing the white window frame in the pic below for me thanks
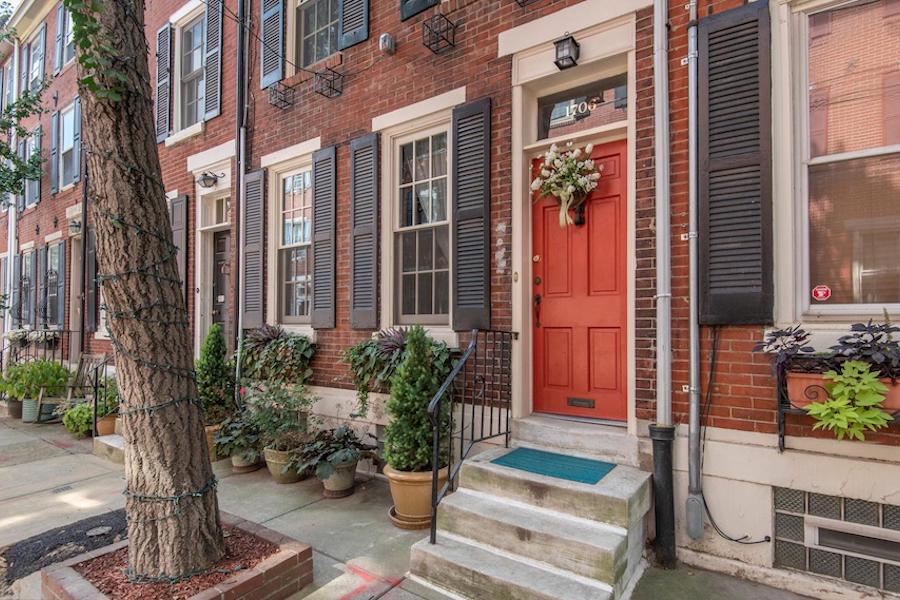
[62,10,75,67]
[296,0,339,68]
[26,33,42,92]
[45,242,62,328]
[276,166,314,325]
[169,1,206,136]
[20,250,34,329]
[58,102,76,190]
[285,0,339,78]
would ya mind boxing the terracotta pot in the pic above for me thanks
[264,447,301,484]
[786,372,900,410]
[96,414,116,436]
[205,424,222,461]
[231,451,262,474]
[321,459,358,498]
[6,399,22,419]
[384,465,448,529]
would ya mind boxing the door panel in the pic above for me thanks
[212,231,230,327]
[532,139,627,420]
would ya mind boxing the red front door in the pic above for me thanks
[532,139,627,421]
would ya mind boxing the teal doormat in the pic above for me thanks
[491,447,615,485]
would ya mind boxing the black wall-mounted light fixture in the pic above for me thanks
[68,218,81,235]
[553,34,580,70]
[197,172,223,189]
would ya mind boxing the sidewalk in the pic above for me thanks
[0,417,809,600]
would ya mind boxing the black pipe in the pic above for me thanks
[232,0,247,356]
[649,423,676,568]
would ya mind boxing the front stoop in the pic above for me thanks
[92,434,125,464]
[410,446,651,600]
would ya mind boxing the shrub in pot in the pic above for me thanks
[196,324,236,459]
[214,410,262,473]
[245,382,317,483]
[1,361,69,422]
[58,378,119,437]
[62,403,93,438]
[291,425,376,498]
[383,326,450,529]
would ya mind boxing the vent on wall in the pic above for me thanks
[773,487,900,592]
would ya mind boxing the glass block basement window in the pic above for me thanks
[773,487,900,592]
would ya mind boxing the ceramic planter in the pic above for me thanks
[786,372,900,410]
[21,398,38,423]
[264,447,301,484]
[6,399,22,419]
[205,424,222,461]
[231,451,262,474]
[96,414,116,436]
[321,459,358,498]
[384,465,448,530]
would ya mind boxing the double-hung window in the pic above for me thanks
[62,10,75,65]
[297,0,338,67]
[59,103,76,188]
[800,0,900,313]
[27,34,43,92]
[278,169,313,322]
[24,132,39,206]
[20,251,34,327]
[45,243,61,327]
[180,16,205,129]
[394,128,450,325]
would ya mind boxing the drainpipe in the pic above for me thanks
[4,40,19,348]
[685,0,705,540]
[232,0,248,399]
[649,0,676,569]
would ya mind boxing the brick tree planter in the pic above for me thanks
[41,513,313,600]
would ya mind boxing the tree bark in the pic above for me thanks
[74,0,225,578]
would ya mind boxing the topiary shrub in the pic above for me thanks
[196,324,235,425]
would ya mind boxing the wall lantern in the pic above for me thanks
[68,218,82,235]
[553,34,580,70]
[197,172,223,189]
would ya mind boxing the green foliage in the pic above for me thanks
[243,382,317,451]
[806,360,894,441]
[290,425,376,481]
[242,325,314,386]
[343,328,452,418]
[0,360,70,400]
[65,0,128,101]
[214,409,262,463]
[62,402,93,438]
[96,377,118,417]
[383,326,450,472]
[196,324,235,425]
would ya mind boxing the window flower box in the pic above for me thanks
[786,371,900,410]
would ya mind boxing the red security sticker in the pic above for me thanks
[811,284,831,302]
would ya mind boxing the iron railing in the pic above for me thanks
[427,329,515,544]
[2,329,73,369]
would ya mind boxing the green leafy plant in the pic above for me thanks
[383,326,450,472]
[0,360,70,400]
[806,360,894,441]
[242,325,314,385]
[289,425,376,481]
[62,403,93,438]
[343,328,452,418]
[243,382,317,452]
[196,324,236,425]
[214,409,262,463]
[96,376,119,417]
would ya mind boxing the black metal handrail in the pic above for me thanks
[91,355,116,437]
[3,329,73,368]
[428,329,515,544]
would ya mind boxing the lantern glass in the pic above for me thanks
[553,35,580,70]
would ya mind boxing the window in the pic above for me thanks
[180,16,205,129]
[45,243,61,327]
[5,61,14,107]
[62,10,75,65]
[297,0,338,67]
[20,251,33,327]
[537,74,628,141]
[27,34,43,92]
[278,169,313,322]
[394,129,450,325]
[59,103,76,188]
[25,132,39,206]
[802,0,900,310]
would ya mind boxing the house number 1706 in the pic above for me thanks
[566,96,602,118]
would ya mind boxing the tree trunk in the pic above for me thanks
[73,0,225,579]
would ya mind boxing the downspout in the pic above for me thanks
[79,164,88,353]
[649,0,676,568]
[5,40,19,344]
[232,0,248,398]
[685,0,705,540]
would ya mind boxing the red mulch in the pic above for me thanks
[74,526,278,600]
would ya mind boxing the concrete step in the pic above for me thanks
[512,415,639,466]
[436,488,627,584]
[410,534,612,600]
[460,446,650,529]
[92,434,125,464]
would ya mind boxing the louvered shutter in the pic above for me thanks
[311,146,336,329]
[56,242,66,328]
[19,43,27,96]
[37,246,47,327]
[169,195,188,298]
[54,6,64,74]
[72,98,81,182]
[260,0,284,89]
[33,125,41,203]
[400,0,438,21]
[350,134,378,329]
[10,255,19,327]
[50,111,59,194]
[85,229,96,332]
[204,0,223,120]
[339,0,369,49]
[155,24,172,143]
[29,250,38,327]
[35,24,46,90]
[451,97,491,331]
[16,140,25,212]
[241,169,265,329]
[698,0,773,325]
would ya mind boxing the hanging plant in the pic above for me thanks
[530,141,601,227]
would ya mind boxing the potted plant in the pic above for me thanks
[94,377,119,436]
[2,361,69,422]
[242,325,315,386]
[62,403,93,438]
[245,382,317,483]
[196,324,236,459]
[383,326,450,529]
[214,409,262,473]
[291,425,376,498]
[806,360,894,440]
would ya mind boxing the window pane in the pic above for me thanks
[807,1,897,157]
[400,186,413,227]
[61,109,75,151]
[431,178,447,222]
[400,143,414,184]
[536,74,628,140]
[431,133,447,177]
[435,225,449,269]
[62,150,74,186]
[401,232,416,272]
[417,272,432,315]
[402,274,416,315]
[435,271,449,315]
[418,228,433,270]
[414,138,429,181]
[808,154,900,304]
[415,183,430,225]
[302,35,315,68]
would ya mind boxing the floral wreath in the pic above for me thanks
[530,141,601,227]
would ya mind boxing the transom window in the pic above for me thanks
[180,16,205,129]
[279,169,313,322]
[802,0,900,310]
[60,103,76,188]
[395,129,450,325]
[297,0,338,68]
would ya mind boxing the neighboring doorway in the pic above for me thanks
[531,139,628,421]
[211,231,230,330]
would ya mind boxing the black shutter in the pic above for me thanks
[155,24,172,143]
[72,97,81,183]
[169,195,188,298]
[350,134,378,329]
[85,229,96,332]
[242,169,265,329]
[204,0,223,120]
[38,24,46,87]
[339,0,369,49]
[451,97,491,331]
[400,0,438,21]
[260,0,284,88]
[311,146,336,329]
[16,140,25,212]
[50,111,59,194]
[54,6,64,74]
[698,0,773,325]
[29,251,38,327]
[33,125,41,203]
[37,246,47,327]
[10,255,19,327]
[56,242,66,328]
